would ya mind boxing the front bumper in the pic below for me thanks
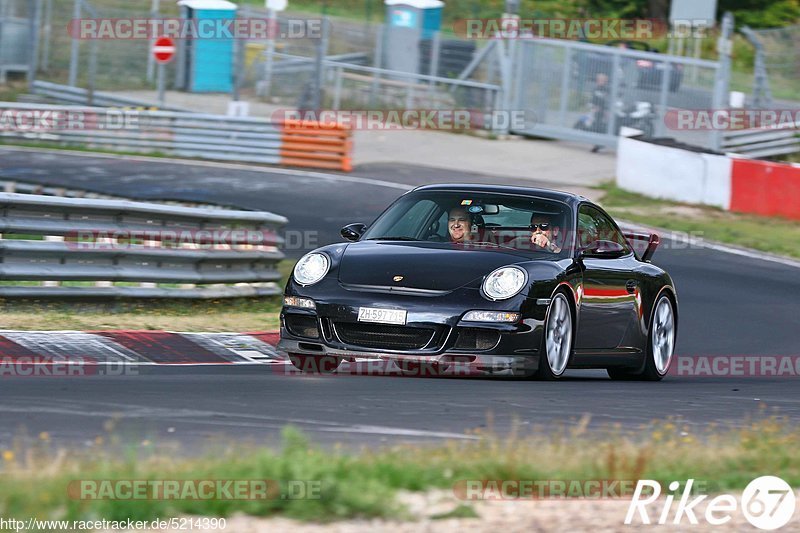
[277,337,539,375]
[277,285,547,374]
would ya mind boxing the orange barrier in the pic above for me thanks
[279,119,353,172]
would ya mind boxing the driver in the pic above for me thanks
[529,212,563,253]
[448,207,473,243]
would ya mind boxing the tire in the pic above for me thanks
[288,353,341,374]
[607,294,675,381]
[536,292,574,380]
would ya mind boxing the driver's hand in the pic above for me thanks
[531,234,550,248]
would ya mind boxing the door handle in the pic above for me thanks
[626,280,638,294]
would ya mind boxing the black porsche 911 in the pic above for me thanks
[278,184,677,380]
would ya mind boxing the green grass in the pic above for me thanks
[0,260,295,331]
[0,80,27,102]
[0,417,798,523]
[598,183,800,259]
[0,139,172,160]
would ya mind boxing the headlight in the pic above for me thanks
[284,296,316,309]
[482,266,528,300]
[463,310,520,322]
[293,253,330,286]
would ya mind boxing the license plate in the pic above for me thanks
[357,307,407,325]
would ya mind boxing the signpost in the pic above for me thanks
[152,36,176,108]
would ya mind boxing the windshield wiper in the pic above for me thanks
[365,236,421,241]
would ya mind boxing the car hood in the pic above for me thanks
[337,241,530,291]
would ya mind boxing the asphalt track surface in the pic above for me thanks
[1,147,799,451]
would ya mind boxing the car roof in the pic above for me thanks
[410,183,589,208]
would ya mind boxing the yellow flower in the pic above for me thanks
[39,431,50,442]
[2,450,14,462]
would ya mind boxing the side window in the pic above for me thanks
[390,199,437,237]
[433,209,448,238]
[577,210,598,250]
[577,205,630,253]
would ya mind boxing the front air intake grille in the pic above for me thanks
[454,328,501,351]
[285,315,320,339]
[333,322,441,351]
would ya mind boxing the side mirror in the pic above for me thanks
[580,240,626,259]
[340,223,366,242]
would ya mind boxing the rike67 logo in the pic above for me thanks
[626,476,796,530]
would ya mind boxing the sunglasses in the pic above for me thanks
[530,223,551,231]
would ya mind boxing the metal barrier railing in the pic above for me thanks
[0,101,354,172]
[722,120,800,158]
[268,52,503,122]
[31,80,191,111]
[0,192,287,298]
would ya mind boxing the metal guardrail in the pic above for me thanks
[0,192,287,298]
[0,101,354,171]
[267,52,503,127]
[31,80,191,111]
[722,121,800,158]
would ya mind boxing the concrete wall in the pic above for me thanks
[616,135,800,219]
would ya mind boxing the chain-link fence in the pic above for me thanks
[513,38,726,149]
[34,0,172,91]
[19,2,741,148]
[750,24,800,103]
[236,6,501,118]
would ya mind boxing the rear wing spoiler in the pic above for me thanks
[623,231,660,262]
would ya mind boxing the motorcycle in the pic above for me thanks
[613,100,656,138]
[574,99,656,139]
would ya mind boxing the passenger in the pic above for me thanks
[529,212,563,253]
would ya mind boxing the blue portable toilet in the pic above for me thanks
[384,0,444,74]
[176,0,237,93]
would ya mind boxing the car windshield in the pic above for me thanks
[361,191,573,258]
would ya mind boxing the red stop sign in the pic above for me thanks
[152,36,176,64]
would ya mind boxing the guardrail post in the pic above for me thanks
[146,0,160,83]
[27,0,42,91]
[369,24,384,107]
[332,66,343,110]
[68,0,81,87]
[657,59,671,138]
[711,12,734,152]
[557,47,572,127]
[607,51,622,138]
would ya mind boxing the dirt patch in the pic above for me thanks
[116,490,800,532]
